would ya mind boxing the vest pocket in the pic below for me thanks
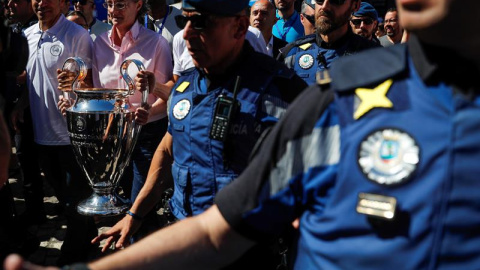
[171,162,190,217]
[215,174,238,193]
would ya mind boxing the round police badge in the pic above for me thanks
[50,45,62,56]
[298,54,314,69]
[172,99,191,120]
[358,128,420,185]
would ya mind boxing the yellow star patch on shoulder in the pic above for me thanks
[176,81,190,93]
[299,43,312,50]
[354,79,393,120]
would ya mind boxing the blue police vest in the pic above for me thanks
[168,62,292,219]
[293,45,480,269]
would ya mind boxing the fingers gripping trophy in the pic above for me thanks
[62,57,148,216]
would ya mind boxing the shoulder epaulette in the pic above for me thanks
[330,44,408,92]
[277,34,316,61]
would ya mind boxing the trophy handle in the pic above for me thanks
[62,57,87,100]
[120,59,149,107]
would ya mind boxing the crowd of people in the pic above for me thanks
[1,0,480,269]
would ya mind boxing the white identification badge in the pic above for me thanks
[172,99,191,120]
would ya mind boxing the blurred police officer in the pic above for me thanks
[349,1,379,43]
[279,0,379,85]
[91,0,306,268]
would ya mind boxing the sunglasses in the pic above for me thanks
[351,18,374,26]
[103,1,129,10]
[175,14,211,30]
[302,13,315,25]
[314,0,346,6]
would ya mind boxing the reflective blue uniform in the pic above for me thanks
[217,38,480,269]
[168,44,306,219]
[280,30,379,85]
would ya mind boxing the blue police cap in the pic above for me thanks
[304,0,315,9]
[352,2,378,21]
[183,0,249,16]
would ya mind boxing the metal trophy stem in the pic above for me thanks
[63,57,148,216]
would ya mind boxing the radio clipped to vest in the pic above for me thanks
[210,76,241,142]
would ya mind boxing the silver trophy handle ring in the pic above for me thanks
[62,57,88,92]
[120,59,148,107]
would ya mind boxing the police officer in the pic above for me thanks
[91,0,306,266]
[7,0,480,269]
[279,0,379,85]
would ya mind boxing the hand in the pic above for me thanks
[56,69,77,92]
[91,215,142,252]
[135,70,156,93]
[134,106,150,126]
[10,106,24,133]
[57,95,73,116]
[3,254,59,270]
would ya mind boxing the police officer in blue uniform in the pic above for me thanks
[278,0,379,85]
[6,0,480,269]
[90,0,307,265]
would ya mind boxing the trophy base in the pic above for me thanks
[77,192,131,217]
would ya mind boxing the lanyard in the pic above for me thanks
[157,6,171,34]
[275,11,298,41]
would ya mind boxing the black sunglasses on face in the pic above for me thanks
[302,13,315,25]
[351,18,374,26]
[315,0,346,6]
[175,14,210,30]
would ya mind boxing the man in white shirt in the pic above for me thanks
[12,0,97,265]
[250,0,287,58]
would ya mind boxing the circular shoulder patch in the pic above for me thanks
[358,128,420,185]
[172,99,191,120]
[50,45,62,56]
[298,54,314,69]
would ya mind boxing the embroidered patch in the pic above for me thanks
[50,45,62,56]
[172,99,191,120]
[354,79,393,120]
[298,54,314,69]
[358,128,420,185]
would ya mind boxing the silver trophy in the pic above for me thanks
[63,57,148,216]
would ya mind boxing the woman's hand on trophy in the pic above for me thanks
[135,106,150,125]
[135,70,156,94]
[57,95,73,116]
[92,215,142,252]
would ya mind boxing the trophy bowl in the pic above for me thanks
[63,58,147,216]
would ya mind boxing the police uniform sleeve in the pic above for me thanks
[215,84,336,242]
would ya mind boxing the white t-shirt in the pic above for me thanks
[172,27,269,76]
[93,21,173,123]
[25,15,93,145]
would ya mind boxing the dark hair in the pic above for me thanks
[136,0,149,24]
[386,7,397,14]
[67,10,89,26]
